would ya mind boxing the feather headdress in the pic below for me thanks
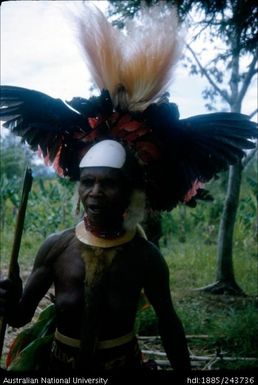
[0,4,257,211]
[75,4,182,112]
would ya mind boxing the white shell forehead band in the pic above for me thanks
[79,140,126,169]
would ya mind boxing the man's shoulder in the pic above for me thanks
[39,227,76,259]
[46,227,75,244]
[133,233,162,256]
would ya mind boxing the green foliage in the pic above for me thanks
[213,304,258,356]
[0,175,76,266]
[160,157,257,250]
[26,177,76,238]
[136,307,159,336]
[7,304,55,371]
[177,296,258,364]
[0,135,30,179]
[161,222,257,297]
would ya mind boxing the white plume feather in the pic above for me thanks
[73,3,183,112]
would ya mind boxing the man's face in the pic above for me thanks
[79,167,131,226]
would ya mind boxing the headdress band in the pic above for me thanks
[79,139,126,169]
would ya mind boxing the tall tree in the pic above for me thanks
[176,0,257,295]
[108,0,257,294]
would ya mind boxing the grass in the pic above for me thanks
[162,228,257,295]
[136,229,258,369]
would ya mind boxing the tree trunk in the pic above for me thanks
[200,27,246,296]
[200,162,245,295]
[216,163,242,283]
[215,163,245,293]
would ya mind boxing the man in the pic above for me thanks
[0,4,256,372]
[0,140,191,371]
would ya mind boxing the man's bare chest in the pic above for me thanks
[52,239,143,291]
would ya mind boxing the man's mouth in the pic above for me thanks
[87,204,104,215]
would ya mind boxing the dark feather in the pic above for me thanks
[0,86,87,132]
[67,89,113,118]
[0,86,111,179]
[144,104,257,210]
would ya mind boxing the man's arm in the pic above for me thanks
[4,233,60,328]
[143,243,191,371]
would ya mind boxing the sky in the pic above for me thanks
[1,0,257,120]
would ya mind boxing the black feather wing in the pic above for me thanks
[145,104,257,210]
[0,86,97,179]
[178,112,257,179]
[0,85,89,136]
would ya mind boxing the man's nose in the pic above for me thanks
[89,182,102,196]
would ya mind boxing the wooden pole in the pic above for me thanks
[0,167,33,358]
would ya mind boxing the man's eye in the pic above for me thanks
[103,180,114,188]
[81,179,93,187]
